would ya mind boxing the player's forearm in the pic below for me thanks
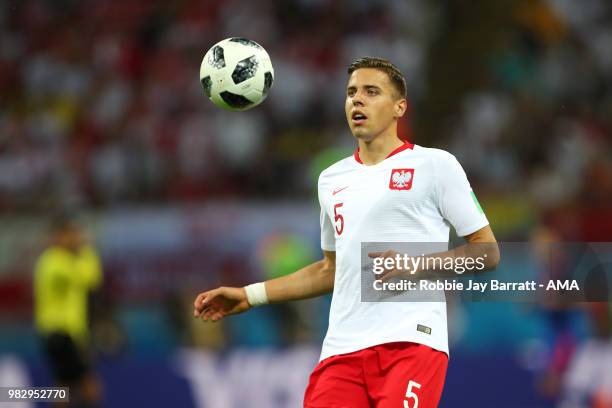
[419,241,500,279]
[264,258,335,303]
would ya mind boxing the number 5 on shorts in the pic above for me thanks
[404,380,421,408]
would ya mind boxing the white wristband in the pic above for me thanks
[244,282,268,307]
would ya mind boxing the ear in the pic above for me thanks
[394,98,408,119]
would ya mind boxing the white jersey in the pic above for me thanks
[318,142,489,361]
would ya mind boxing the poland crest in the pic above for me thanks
[389,168,414,190]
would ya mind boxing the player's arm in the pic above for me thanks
[461,224,499,268]
[265,250,336,301]
[424,224,500,276]
[370,225,499,280]
[78,245,103,289]
[193,250,335,322]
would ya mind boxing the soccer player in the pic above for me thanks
[193,57,500,407]
[34,216,103,407]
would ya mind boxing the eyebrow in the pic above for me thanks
[347,85,382,92]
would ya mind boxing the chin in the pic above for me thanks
[353,131,374,142]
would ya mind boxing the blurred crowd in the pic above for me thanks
[1,0,609,222]
[436,0,612,242]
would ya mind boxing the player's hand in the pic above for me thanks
[193,286,251,322]
[368,250,420,282]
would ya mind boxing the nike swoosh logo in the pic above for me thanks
[332,186,349,195]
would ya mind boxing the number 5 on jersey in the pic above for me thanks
[404,380,421,408]
[334,203,344,235]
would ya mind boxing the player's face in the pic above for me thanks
[345,68,405,142]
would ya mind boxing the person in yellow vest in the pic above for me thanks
[34,216,103,407]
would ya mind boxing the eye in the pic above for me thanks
[367,89,379,96]
[347,89,355,97]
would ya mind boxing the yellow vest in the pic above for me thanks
[34,245,102,345]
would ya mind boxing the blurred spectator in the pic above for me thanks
[559,303,612,408]
[34,216,103,407]
[531,223,578,403]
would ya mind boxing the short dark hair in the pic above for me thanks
[347,57,407,98]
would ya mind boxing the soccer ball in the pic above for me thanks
[199,37,274,111]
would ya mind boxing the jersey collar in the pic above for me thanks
[354,141,414,164]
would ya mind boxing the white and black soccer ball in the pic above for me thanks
[199,37,274,111]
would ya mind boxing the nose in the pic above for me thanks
[351,92,364,107]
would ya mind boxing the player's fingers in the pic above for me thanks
[380,269,399,282]
[204,303,217,315]
[197,305,211,318]
[194,300,209,317]
[201,308,215,321]
[200,289,223,309]
[374,270,386,279]
[194,293,209,316]
[194,290,217,309]
[193,292,207,309]
[200,294,212,307]
[369,250,397,258]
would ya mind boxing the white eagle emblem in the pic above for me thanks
[389,169,414,190]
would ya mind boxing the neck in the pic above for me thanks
[356,125,404,166]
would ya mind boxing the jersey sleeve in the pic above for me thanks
[434,153,489,237]
[318,175,336,252]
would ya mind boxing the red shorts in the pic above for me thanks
[304,342,448,408]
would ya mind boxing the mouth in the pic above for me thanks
[351,111,368,126]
